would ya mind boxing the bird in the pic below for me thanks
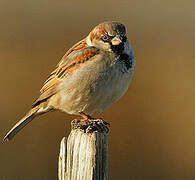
[4,21,135,141]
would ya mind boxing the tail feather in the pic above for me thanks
[4,107,39,141]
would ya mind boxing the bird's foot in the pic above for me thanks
[71,112,110,133]
[79,112,110,126]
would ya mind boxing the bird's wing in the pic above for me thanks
[57,39,87,66]
[32,40,99,107]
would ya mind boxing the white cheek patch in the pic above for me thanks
[87,35,111,52]
[86,35,93,47]
[98,40,111,51]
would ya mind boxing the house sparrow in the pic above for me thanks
[4,21,135,141]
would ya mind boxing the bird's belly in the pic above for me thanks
[56,59,133,115]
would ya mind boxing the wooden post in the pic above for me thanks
[58,119,109,180]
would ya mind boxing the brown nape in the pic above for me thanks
[90,24,107,41]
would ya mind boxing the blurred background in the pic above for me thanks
[0,0,194,179]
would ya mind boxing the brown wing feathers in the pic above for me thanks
[56,48,99,79]
[32,41,99,108]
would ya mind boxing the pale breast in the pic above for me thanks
[55,52,134,115]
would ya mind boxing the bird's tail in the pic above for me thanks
[3,106,40,141]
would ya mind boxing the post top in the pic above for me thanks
[71,119,110,134]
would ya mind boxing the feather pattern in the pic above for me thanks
[32,42,99,107]
[4,21,135,141]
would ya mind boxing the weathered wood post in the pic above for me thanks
[58,119,109,180]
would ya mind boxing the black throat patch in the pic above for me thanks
[111,42,124,55]
[111,44,132,70]
[120,53,133,70]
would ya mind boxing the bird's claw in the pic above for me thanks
[71,118,110,133]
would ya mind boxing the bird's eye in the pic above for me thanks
[101,33,112,42]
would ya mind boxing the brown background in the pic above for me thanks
[0,0,195,179]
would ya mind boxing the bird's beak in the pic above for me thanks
[111,36,122,46]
